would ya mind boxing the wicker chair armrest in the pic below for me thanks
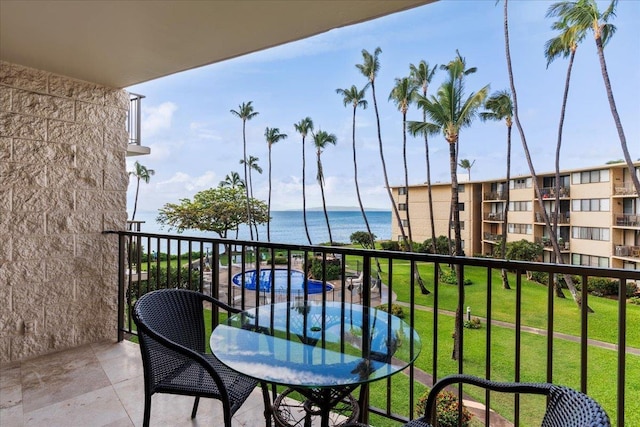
[200,292,242,314]
[424,374,552,425]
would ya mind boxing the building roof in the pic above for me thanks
[0,0,433,88]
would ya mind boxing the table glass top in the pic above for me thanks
[211,301,421,388]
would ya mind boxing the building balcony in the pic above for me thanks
[538,186,570,199]
[484,212,504,221]
[614,183,638,196]
[535,211,570,225]
[614,213,640,227]
[483,191,507,201]
[614,245,640,259]
[483,232,503,242]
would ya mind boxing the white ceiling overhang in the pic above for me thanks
[1,0,434,88]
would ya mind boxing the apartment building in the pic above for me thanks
[391,161,640,269]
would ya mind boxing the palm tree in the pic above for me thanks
[219,171,245,189]
[544,13,586,269]
[480,90,513,290]
[409,60,439,258]
[547,0,640,197]
[409,54,489,360]
[129,161,155,221]
[264,127,288,241]
[230,101,259,240]
[312,129,337,244]
[240,155,262,239]
[502,0,584,307]
[457,159,476,181]
[294,117,314,245]
[335,85,375,246]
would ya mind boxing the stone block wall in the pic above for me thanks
[0,61,129,364]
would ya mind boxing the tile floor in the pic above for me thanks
[0,340,269,426]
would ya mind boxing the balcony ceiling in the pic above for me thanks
[0,0,434,89]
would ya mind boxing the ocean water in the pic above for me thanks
[134,210,391,245]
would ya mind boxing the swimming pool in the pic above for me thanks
[232,269,334,294]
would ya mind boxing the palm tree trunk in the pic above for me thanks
[131,178,140,221]
[449,139,463,361]
[422,105,440,263]
[351,106,382,279]
[267,146,272,242]
[500,125,512,289]
[595,34,640,196]
[242,122,253,240]
[319,173,333,244]
[370,81,409,248]
[302,137,312,245]
[503,0,588,310]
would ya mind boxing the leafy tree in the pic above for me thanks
[313,129,337,244]
[128,161,155,220]
[157,186,268,238]
[422,236,455,255]
[294,117,315,245]
[219,171,245,189]
[409,60,439,259]
[480,90,513,289]
[231,101,259,240]
[350,231,376,249]
[264,127,288,241]
[547,0,640,197]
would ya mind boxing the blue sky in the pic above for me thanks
[127,0,640,217]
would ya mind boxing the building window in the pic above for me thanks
[458,203,465,211]
[510,177,532,189]
[398,187,407,195]
[401,219,409,227]
[571,198,610,212]
[451,221,465,230]
[459,184,465,193]
[572,253,609,268]
[508,223,532,234]
[509,201,532,211]
[572,169,609,184]
[398,203,407,211]
[572,227,610,241]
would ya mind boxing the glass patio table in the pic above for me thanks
[210,301,421,427]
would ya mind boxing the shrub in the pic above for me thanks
[379,240,401,251]
[267,256,288,265]
[440,268,472,286]
[376,303,405,319]
[464,317,482,329]
[630,297,640,306]
[309,258,340,281]
[416,390,473,427]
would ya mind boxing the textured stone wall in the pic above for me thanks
[0,61,129,364]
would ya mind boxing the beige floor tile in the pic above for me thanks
[24,385,131,427]
[21,344,110,413]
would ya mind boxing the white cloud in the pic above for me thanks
[142,102,178,137]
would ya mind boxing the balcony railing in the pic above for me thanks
[127,93,145,146]
[535,211,570,224]
[539,186,570,199]
[484,212,504,221]
[614,245,640,258]
[108,230,640,427]
[614,183,638,196]
[483,191,507,201]
[483,232,503,242]
[614,213,640,227]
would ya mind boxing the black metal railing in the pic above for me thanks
[108,230,639,427]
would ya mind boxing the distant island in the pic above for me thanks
[280,206,390,212]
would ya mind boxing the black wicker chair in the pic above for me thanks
[403,374,610,427]
[132,288,272,427]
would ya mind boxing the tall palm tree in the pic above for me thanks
[547,0,639,196]
[356,48,408,255]
[230,101,259,240]
[129,161,155,221]
[240,155,262,239]
[294,117,315,245]
[219,171,245,189]
[312,130,337,244]
[264,127,288,241]
[409,60,439,258]
[388,77,418,249]
[480,90,513,290]
[409,54,489,361]
[544,13,586,267]
[502,0,584,307]
[457,159,476,181]
[335,85,375,247]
